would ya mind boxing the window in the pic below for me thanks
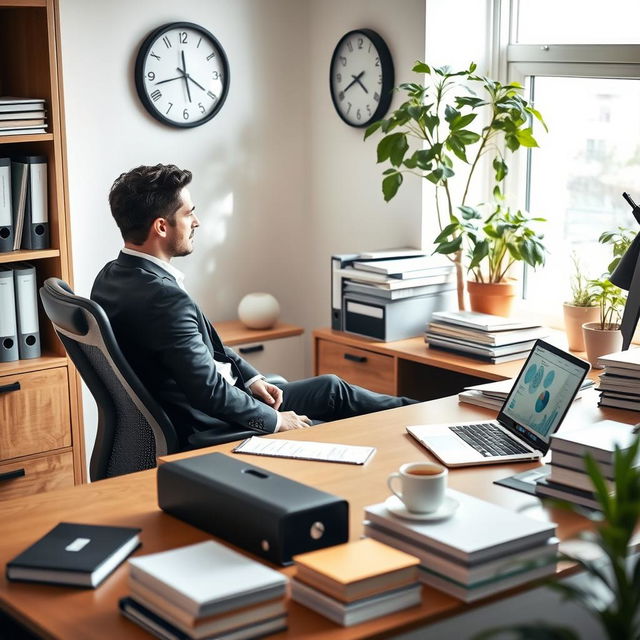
[498,0,640,322]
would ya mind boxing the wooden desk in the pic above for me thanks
[313,328,597,401]
[0,393,635,640]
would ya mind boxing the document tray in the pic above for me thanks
[157,452,349,565]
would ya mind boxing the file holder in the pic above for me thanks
[158,452,349,565]
[13,263,41,359]
[0,158,13,252]
[0,266,19,361]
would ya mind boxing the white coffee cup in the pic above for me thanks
[387,461,447,513]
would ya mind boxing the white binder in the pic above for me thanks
[10,160,28,251]
[12,262,40,359]
[14,155,48,250]
[0,266,19,361]
[0,158,12,252]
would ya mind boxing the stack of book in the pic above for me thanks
[0,97,46,135]
[120,540,288,640]
[425,311,548,364]
[459,377,595,411]
[595,349,640,411]
[290,538,422,626]
[332,250,457,340]
[364,489,558,602]
[535,420,637,511]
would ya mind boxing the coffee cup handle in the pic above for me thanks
[387,472,403,501]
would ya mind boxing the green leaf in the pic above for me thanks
[516,127,539,148]
[389,134,409,167]
[434,222,459,243]
[444,104,460,123]
[459,205,481,220]
[493,184,503,200]
[382,172,403,202]
[376,133,403,163]
[450,113,477,130]
[434,235,463,254]
[446,137,468,163]
[469,240,489,269]
[493,156,508,181]
[412,61,431,73]
[455,129,481,144]
[505,134,520,152]
[364,120,382,140]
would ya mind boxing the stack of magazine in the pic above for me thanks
[119,541,288,640]
[364,489,558,602]
[535,420,637,511]
[459,377,595,411]
[595,349,640,411]
[290,538,421,626]
[425,311,548,364]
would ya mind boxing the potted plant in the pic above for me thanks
[434,202,546,316]
[365,61,547,311]
[563,253,599,352]
[582,277,626,368]
[476,436,640,640]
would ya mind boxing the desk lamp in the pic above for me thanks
[609,192,640,350]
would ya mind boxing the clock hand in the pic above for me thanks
[353,72,368,94]
[177,52,193,103]
[343,71,365,93]
[154,75,184,85]
[185,74,207,92]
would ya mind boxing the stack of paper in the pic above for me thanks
[0,98,46,135]
[290,538,421,626]
[364,489,558,602]
[535,420,637,511]
[458,377,595,411]
[425,311,548,364]
[595,349,640,411]
[120,541,288,640]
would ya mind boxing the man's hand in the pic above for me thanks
[278,411,312,431]
[249,379,283,410]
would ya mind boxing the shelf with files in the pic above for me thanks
[0,0,85,496]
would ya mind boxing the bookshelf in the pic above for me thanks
[0,0,85,499]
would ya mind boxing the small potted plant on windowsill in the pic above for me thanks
[434,202,546,317]
[563,253,599,352]
[582,277,626,368]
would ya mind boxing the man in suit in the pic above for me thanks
[92,164,416,449]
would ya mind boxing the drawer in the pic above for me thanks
[0,367,71,461]
[233,334,305,381]
[316,339,395,395]
[0,451,75,501]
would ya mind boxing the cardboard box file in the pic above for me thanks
[157,452,349,565]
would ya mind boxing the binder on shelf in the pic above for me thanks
[331,254,360,330]
[12,262,40,359]
[10,159,28,251]
[0,158,12,252]
[0,266,19,362]
[15,155,49,250]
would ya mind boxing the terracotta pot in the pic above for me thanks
[563,304,600,352]
[582,322,623,369]
[467,280,517,317]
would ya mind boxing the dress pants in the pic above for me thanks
[276,374,416,422]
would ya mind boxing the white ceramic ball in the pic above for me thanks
[238,293,280,329]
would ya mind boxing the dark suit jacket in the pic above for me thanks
[91,252,278,445]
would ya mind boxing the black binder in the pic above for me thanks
[157,452,349,565]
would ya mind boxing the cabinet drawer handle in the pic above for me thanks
[344,353,367,364]
[239,345,265,355]
[0,381,20,394]
[0,468,25,482]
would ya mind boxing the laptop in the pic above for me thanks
[407,340,591,467]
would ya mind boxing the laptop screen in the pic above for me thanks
[497,340,590,453]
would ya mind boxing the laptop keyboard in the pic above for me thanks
[449,423,530,457]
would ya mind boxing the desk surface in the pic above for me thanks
[0,392,635,640]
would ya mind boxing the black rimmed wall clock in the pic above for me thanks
[329,28,394,128]
[135,22,230,128]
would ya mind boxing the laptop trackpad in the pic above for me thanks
[426,435,472,453]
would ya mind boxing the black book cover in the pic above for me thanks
[6,522,141,586]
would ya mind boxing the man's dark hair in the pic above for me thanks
[108,164,192,244]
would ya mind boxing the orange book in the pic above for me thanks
[292,538,419,603]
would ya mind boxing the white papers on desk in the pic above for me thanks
[233,436,376,465]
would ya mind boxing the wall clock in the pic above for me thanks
[135,22,230,128]
[329,28,394,128]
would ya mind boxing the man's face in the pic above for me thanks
[166,187,199,257]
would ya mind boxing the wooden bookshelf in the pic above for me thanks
[0,0,85,500]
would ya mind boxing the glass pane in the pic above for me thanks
[517,0,640,44]
[525,76,640,307]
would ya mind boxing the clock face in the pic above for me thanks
[329,29,394,128]
[135,22,230,128]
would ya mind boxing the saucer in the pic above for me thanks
[384,494,459,521]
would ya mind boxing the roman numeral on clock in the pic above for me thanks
[207,91,217,101]
[150,89,162,102]
[163,36,172,48]
[206,52,215,61]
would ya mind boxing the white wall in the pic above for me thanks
[58,0,425,467]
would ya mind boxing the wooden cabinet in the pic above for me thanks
[216,321,305,381]
[0,0,84,500]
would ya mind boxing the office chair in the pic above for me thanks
[39,278,262,481]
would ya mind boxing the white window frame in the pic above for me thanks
[491,0,640,328]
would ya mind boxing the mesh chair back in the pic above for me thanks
[39,278,178,481]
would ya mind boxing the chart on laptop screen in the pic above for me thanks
[503,345,585,439]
